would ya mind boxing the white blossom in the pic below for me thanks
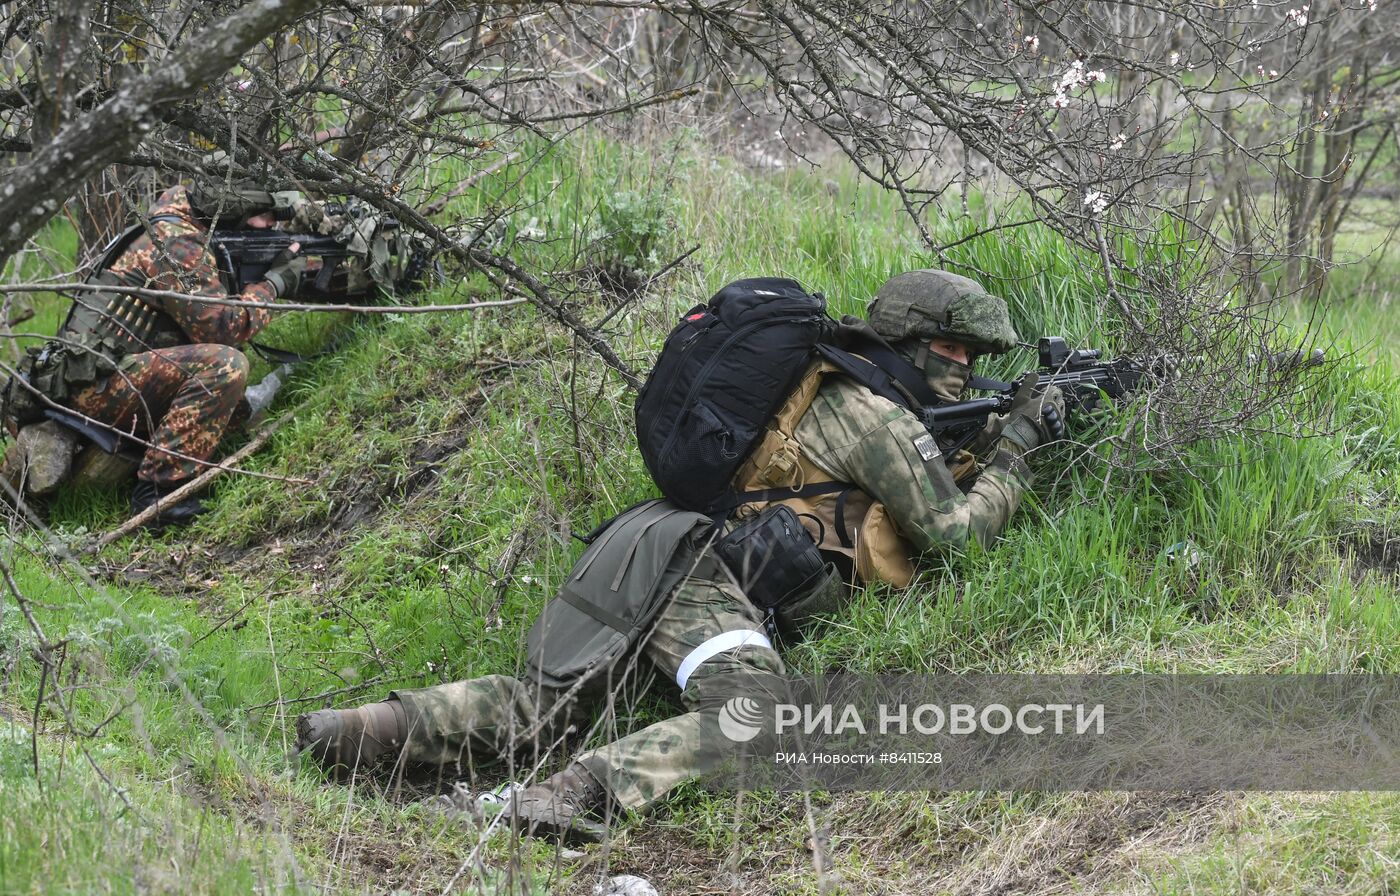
[1109,132,1127,150]
[1083,190,1110,214]
[1058,60,1086,90]
[1024,35,1040,52]
[1049,59,1109,105]
[1170,51,1181,66]
[1285,5,1309,26]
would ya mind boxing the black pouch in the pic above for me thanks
[1,348,54,429]
[716,504,827,611]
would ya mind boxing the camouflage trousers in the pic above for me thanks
[69,344,250,485]
[392,552,788,812]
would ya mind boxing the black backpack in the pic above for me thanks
[634,278,832,515]
[635,277,950,517]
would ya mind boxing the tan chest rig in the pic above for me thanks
[731,361,981,589]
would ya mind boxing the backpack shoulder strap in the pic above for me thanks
[817,342,935,411]
[732,360,837,492]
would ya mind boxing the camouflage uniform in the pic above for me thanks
[793,375,1028,553]
[394,549,787,811]
[305,270,1042,818]
[65,186,277,485]
[388,376,1026,812]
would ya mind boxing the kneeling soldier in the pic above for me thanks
[2,183,312,524]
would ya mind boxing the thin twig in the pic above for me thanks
[87,411,297,551]
[420,153,521,217]
[242,677,389,712]
[0,282,529,315]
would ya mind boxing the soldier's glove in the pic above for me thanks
[999,374,1066,454]
[264,248,307,297]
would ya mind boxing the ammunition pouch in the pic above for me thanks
[771,562,844,635]
[2,338,119,430]
[2,272,157,430]
[716,504,828,614]
[1,371,42,431]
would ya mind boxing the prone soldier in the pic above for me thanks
[295,270,1065,841]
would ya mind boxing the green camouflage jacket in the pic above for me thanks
[793,374,1030,554]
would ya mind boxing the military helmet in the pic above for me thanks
[866,269,1018,355]
[187,181,292,226]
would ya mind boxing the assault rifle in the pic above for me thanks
[211,227,383,302]
[209,206,431,301]
[922,337,1149,447]
[922,336,1323,455]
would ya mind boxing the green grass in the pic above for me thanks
[3,134,1400,894]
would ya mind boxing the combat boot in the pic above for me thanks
[500,762,610,844]
[131,479,209,527]
[296,699,408,776]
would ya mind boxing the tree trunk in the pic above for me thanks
[1283,8,1334,295]
[0,0,327,271]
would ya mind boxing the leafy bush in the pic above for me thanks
[590,189,678,286]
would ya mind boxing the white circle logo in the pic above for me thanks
[718,696,766,743]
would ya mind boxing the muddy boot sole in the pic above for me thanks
[295,709,369,779]
[295,709,343,768]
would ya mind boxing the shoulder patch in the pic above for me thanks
[914,433,939,462]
